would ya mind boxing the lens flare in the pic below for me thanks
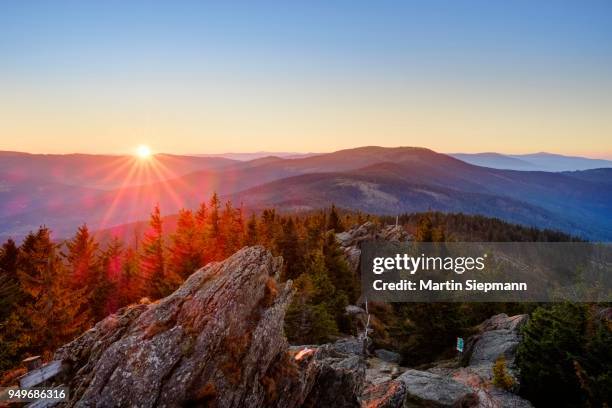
[136,145,152,159]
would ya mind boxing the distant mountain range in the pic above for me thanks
[0,151,236,189]
[450,152,612,172]
[1,147,611,241]
[193,152,318,161]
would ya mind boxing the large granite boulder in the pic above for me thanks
[336,222,379,248]
[374,349,401,364]
[362,369,475,408]
[53,246,364,408]
[462,313,529,381]
[398,370,476,407]
[360,313,533,408]
[292,345,366,408]
[336,222,412,273]
[332,336,368,356]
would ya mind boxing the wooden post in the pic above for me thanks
[362,298,370,356]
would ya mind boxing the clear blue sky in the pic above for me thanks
[1,0,611,157]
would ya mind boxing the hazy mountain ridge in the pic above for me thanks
[228,169,595,239]
[1,147,611,241]
[0,151,237,190]
[452,152,612,172]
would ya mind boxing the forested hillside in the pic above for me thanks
[0,198,609,406]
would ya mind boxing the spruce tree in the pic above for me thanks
[0,239,20,322]
[206,193,223,260]
[13,228,88,359]
[327,205,344,232]
[64,224,102,323]
[102,237,123,282]
[244,214,259,246]
[195,201,208,225]
[284,251,339,344]
[516,303,588,407]
[141,205,172,299]
[64,224,99,285]
[194,201,209,264]
[305,212,326,251]
[0,238,18,275]
[168,209,202,280]
[259,209,278,248]
[209,193,221,239]
[322,231,357,303]
[277,217,303,280]
[220,201,243,257]
[93,238,122,318]
[415,213,434,242]
[581,312,612,406]
[118,246,142,306]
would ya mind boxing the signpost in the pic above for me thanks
[456,337,464,353]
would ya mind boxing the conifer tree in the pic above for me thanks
[305,212,326,251]
[415,213,434,242]
[0,238,18,275]
[0,239,20,322]
[322,230,357,302]
[141,205,172,299]
[233,205,245,246]
[327,204,344,232]
[118,246,142,306]
[206,193,223,260]
[244,214,259,246]
[208,193,221,239]
[13,228,87,359]
[102,237,123,282]
[0,232,48,368]
[581,313,612,406]
[64,224,99,285]
[284,251,338,344]
[432,225,446,242]
[195,201,208,225]
[221,201,244,257]
[94,238,122,318]
[277,217,303,280]
[194,201,209,264]
[516,303,590,407]
[168,209,202,280]
[64,224,103,323]
[0,273,18,322]
[394,302,465,365]
[259,209,278,248]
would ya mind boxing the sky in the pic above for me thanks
[1,0,611,158]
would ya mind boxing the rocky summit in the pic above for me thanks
[47,243,534,408]
[336,222,412,273]
[53,246,364,407]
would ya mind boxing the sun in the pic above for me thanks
[135,145,152,159]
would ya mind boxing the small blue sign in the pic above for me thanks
[456,337,464,352]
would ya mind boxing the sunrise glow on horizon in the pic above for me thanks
[1,2,611,158]
[136,145,153,159]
